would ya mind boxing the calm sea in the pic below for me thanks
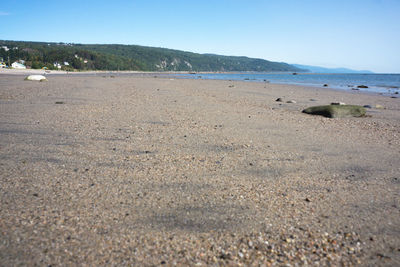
[171,73,400,96]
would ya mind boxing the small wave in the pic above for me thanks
[376,84,399,89]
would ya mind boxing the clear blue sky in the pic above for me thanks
[1,0,399,73]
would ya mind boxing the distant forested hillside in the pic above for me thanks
[0,40,304,72]
[292,64,372,74]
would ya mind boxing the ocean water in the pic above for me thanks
[171,73,400,96]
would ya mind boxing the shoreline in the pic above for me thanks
[1,68,399,98]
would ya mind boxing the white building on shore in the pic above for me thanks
[11,62,26,69]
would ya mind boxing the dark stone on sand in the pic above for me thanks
[357,85,368,88]
[323,84,328,87]
[363,105,372,109]
[55,101,65,104]
[276,98,283,102]
[302,105,366,118]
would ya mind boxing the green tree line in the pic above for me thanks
[0,40,304,72]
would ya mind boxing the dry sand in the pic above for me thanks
[0,73,399,266]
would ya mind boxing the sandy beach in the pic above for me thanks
[0,73,399,265]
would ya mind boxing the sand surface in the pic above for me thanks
[0,73,399,266]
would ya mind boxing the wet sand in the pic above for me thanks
[0,74,399,265]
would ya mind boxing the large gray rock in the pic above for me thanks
[302,105,366,118]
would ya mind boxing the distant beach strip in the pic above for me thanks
[1,68,399,96]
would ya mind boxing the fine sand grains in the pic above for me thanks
[0,74,399,265]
